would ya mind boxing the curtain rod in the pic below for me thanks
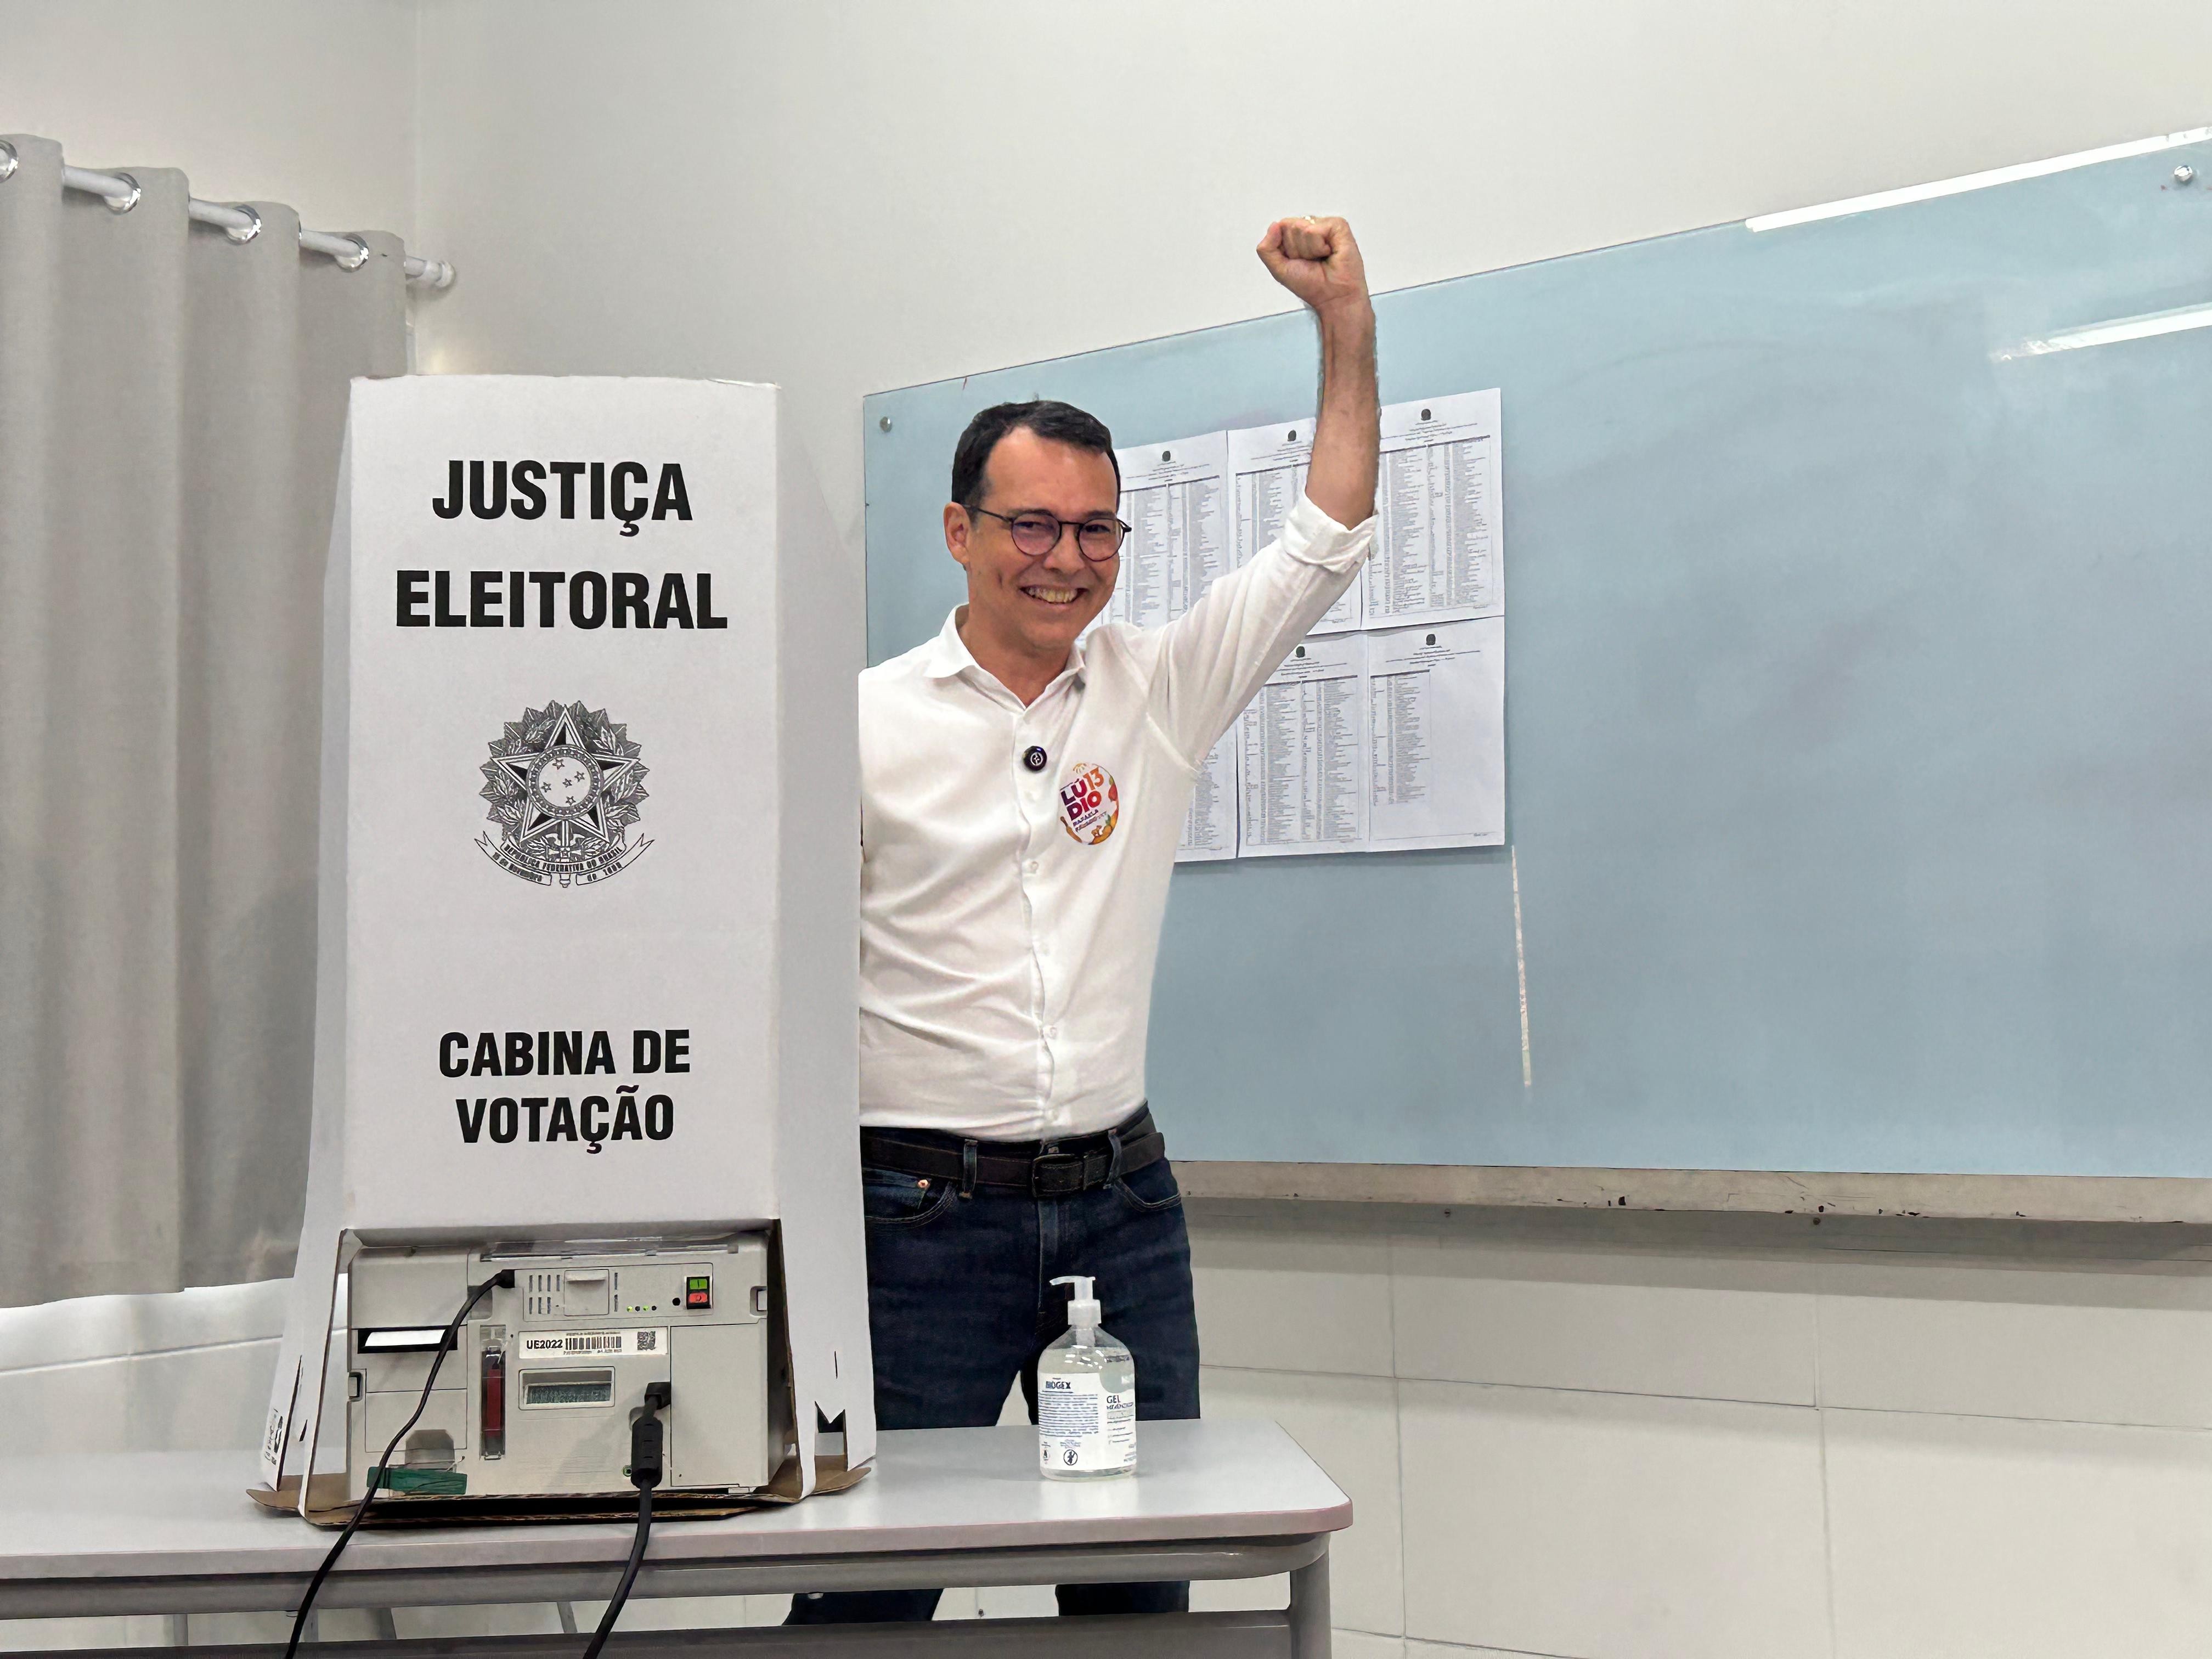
[0,142,453,287]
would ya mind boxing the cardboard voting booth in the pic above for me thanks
[258,376,872,1515]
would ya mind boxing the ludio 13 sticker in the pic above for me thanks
[1058,763,1119,845]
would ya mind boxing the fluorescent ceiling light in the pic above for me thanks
[1747,128,2212,232]
[1997,302,2212,360]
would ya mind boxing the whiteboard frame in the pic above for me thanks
[1179,1161,2212,1224]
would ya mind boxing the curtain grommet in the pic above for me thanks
[222,203,262,245]
[334,234,370,272]
[101,172,141,214]
[0,140,18,183]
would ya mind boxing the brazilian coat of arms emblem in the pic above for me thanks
[477,700,652,886]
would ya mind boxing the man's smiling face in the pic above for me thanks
[945,425,1120,675]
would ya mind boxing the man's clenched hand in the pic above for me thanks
[1257,216,1378,525]
[1257,216,1371,315]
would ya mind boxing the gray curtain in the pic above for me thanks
[0,134,407,1307]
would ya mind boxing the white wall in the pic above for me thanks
[0,0,418,239]
[1171,1202,2212,1659]
[409,0,2212,554]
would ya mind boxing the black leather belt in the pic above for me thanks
[860,1105,1166,1198]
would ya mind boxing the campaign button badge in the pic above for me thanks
[1058,763,1119,845]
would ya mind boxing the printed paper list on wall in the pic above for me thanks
[1239,634,1369,857]
[1108,389,1505,861]
[1365,619,1504,850]
[1178,729,1239,862]
[1105,432,1231,630]
[1229,421,1358,633]
[1367,390,1503,627]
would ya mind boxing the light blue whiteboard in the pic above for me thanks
[862,139,2212,1177]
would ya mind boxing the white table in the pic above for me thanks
[0,1420,1348,1657]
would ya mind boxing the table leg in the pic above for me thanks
[369,1611,398,1640]
[555,1603,579,1635]
[1286,1546,1331,1659]
[163,1614,188,1647]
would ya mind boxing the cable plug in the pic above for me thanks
[629,1382,671,1491]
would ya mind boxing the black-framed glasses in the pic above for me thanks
[970,505,1128,562]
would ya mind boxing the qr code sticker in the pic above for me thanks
[635,1329,658,1352]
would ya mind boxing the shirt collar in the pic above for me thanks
[919,608,979,681]
[922,607,1090,690]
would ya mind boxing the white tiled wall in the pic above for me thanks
[13,1202,2212,1656]
[1185,1200,2212,1659]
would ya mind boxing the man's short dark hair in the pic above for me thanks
[950,400,1118,512]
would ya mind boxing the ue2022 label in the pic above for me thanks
[1059,763,1119,845]
[476,699,652,886]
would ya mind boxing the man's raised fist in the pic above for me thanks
[1256,216,1370,315]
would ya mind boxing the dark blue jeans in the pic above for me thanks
[786,1144,1201,1624]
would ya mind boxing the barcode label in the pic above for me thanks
[515,1328,667,1358]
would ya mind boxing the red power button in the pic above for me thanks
[685,1276,712,1310]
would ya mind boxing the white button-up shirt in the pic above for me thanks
[857,494,1375,1140]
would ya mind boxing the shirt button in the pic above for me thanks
[1044,1025,1059,1040]
[1025,860,1040,874]
[1023,745,1048,772]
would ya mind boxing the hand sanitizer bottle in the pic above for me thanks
[1037,1275,1137,1480]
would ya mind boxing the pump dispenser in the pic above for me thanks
[1036,1275,1137,1479]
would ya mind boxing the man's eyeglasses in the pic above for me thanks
[970,506,1128,563]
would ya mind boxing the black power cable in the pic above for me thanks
[579,1381,671,1659]
[283,1269,514,1659]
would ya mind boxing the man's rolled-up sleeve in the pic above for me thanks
[1148,494,1376,767]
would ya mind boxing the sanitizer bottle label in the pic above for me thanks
[1037,1374,1137,1471]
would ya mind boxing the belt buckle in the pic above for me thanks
[1030,1151,1088,1198]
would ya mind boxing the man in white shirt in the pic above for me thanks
[790,217,1378,1627]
